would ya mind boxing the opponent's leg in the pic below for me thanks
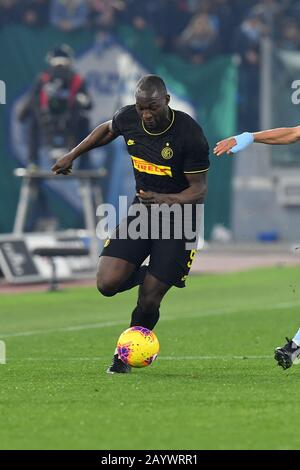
[275,328,300,370]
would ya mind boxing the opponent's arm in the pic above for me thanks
[214,126,300,157]
[137,172,208,205]
[51,120,118,175]
[253,126,300,144]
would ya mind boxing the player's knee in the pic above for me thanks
[96,276,118,297]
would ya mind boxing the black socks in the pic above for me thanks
[130,304,160,330]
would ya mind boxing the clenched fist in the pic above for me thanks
[51,153,74,175]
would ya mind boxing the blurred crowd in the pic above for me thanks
[1,0,300,60]
[1,0,300,132]
[1,1,300,62]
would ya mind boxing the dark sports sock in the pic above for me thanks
[117,265,148,293]
[130,304,160,330]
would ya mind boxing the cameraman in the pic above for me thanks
[19,44,92,168]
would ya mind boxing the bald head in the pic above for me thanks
[135,75,171,131]
[135,75,167,100]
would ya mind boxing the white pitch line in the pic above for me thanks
[5,355,273,362]
[159,355,273,360]
[0,320,126,338]
[1,300,300,340]
[0,307,234,339]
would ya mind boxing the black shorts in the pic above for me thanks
[100,203,200,288]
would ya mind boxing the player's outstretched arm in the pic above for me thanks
[214,126,300,157]
[213,132,254,157]
[253,126,300,145]
[51,120,118,175]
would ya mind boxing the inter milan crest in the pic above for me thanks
[161,142,173,160]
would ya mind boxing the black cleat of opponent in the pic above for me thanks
[274,337,300,370]
[107,354,131,374]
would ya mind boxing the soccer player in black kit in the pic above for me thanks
[52,75,209,373]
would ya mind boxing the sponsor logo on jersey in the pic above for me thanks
[131,156,172,177]
[161,142,173,160]
[127,139,135,146]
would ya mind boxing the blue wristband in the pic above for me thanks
[231,132,254,153]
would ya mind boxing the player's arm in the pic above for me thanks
[214,126,300,157]
[137,172,208,205]
[253,126,300,144]
[51,121,118,175]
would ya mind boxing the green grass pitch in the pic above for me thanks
[1,266,300,450]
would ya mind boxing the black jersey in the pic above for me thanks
[112,105,210,194]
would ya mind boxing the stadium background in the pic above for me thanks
[1,0,300,451]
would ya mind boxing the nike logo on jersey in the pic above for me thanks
[127,139,135,146]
